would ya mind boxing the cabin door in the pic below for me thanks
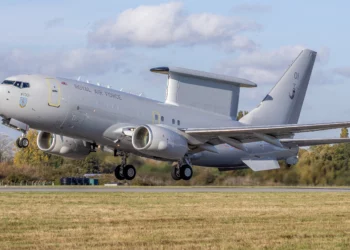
[46,78,61,107]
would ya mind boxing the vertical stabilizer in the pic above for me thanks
[240,49,316,125]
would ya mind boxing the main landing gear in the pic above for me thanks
[114,152,136,181]
[16,134,29,149]
[171,157,193,181]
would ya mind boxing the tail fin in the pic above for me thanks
[240,49,317,125]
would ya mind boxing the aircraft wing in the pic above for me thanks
[280,138,350,147]
[183,122,350,146]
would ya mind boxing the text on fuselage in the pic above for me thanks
[74,84,122,100]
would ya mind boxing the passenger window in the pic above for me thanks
[172,119,175,124]
[2,80,14,85]
[177,120,180,126]
[161,116,164,122]
[14,82,22,88]
[155,114,159,120]
[22,82,30,88]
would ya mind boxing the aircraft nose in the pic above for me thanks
[0,84,5,105]
[0,85,4,114]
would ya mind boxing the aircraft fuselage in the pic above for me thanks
[0,75,297,169]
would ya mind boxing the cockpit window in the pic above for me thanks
[1,80,14,85]
[1,80,30,88]
[22,82,30,88]
[14,82,22,88]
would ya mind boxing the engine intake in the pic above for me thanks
[37,132,91,159]
[132,125,188,160]
[133,126,152,150]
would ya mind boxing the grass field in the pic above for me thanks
[0,191,349,249]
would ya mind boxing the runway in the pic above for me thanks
[0,186,350,193]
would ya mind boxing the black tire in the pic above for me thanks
[20,138,29,148]
[114,165,125,180]
[171,165,181,181]
[16,138,23,148]
[180,165,193,181]
[123,165,136,180]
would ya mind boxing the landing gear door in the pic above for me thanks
[46,78,61,108]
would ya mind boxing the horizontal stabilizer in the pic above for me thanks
[281,138,350,147]
[242,158,280,172]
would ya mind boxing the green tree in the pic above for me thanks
[14,130,50,166]
[340,128,349,138]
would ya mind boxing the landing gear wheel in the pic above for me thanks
[20,138,29,148]
[180,164,193,181]
[171,165,181,181]
[16,138,29,148]
[123,165,136,180]
[114,165,125,180]
[16,138,23,148]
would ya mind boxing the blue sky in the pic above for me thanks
[1,0,350,138]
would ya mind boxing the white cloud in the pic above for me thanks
[317,47,330,65]
[45,17,64,29]
[334,67,350,78]
[232,3,271,12]
[217,45,336,115]
[88,2,260,51]
[218,45,306,84]
[0,48,123,79]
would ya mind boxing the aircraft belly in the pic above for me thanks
[192,149,245,167]
[192,143,298,168]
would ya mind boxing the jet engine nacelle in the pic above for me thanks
[37,132,91,159]
[132,125,188,160]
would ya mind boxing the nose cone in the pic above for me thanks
[0,77,19,117]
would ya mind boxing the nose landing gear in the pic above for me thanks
[16,135,29,149]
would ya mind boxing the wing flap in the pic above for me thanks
[242,158,280,171]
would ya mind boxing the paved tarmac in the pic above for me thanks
[0,186,349,193]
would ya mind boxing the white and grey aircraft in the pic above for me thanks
[1,49,350,181]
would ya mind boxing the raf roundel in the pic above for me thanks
[19,96,28,108]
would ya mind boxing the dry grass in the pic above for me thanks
[0,191,349,249]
